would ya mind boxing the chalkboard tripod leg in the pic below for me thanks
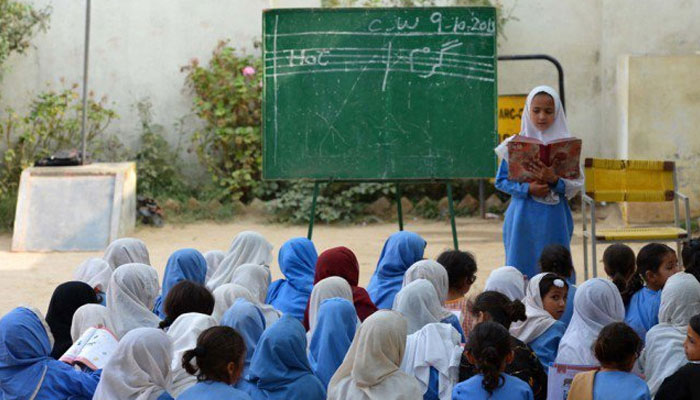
[396,182,404,231]
[479,179,486,219]
[307,181,321,240]
[447,182,459,250]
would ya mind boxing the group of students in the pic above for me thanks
[3,231,700,400]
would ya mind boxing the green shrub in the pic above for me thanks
[0,0,51,70]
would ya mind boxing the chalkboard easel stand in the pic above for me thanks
[306,180,460,251]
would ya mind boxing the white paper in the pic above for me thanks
[546,363,598,400]
[60,327,118,370]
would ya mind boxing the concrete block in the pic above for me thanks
[12,162,136,252]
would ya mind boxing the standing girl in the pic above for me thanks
[494,85,583,279]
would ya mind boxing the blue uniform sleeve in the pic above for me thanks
[156,391,174,400]
[495,160,530,199]
[423,367,440,400]
[42,361,101,399]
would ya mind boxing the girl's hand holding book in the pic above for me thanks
[529,182,550,198]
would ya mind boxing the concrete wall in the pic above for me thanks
[1,1,699,171]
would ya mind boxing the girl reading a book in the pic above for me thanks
[494,85,583,280]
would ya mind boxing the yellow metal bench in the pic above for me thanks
[582,158,690,279]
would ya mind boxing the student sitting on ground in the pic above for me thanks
[436,250,478,337]
[158,280,215,330]
[656,313,700,400]
[602,243,638,307]
[539,244,576,327]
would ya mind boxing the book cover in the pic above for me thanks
[507,136,582,183]
[547,364,598,400]
[60,327,118,371]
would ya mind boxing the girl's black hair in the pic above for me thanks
[538,273,568,298]
[682,238,700,267]
[182,326,246,383]
[437,250,477,291]
[636,243,675,284]
[159,280,215,329]
[690,314,700,336]
[466,321,512,395]
[539,244,574,278]
[471,291,526,330]
[602,244,638,305]
[593,322,642,371]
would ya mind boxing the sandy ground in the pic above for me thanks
[0,209,650,316]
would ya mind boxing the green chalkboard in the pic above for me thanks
[262,7,497,180]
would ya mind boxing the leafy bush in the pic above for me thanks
[182,40,263,203]
[0,0,51,70]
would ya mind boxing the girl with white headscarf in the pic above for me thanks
[494,86,583,279]
[203,250,225,283]
[555,278,625,365]
[73,258,112,304]
[105,263,160,338]
[166,313,218,397]
[393,279,462,341]
[70,303,112,341]
[206,231,274,291]
[229,264,282,325]
[103,238,151,270]
[211,283,257,321]
[327,310,422,400]
[484,266,526,301]
[639,272,700,396]
[306,277,357,343]
[402,260,465,340]
[94,327,173,400]
[510,273,568,369]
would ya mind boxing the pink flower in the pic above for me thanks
[242,66,256,77]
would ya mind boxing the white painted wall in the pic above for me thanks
[1,0,699,163]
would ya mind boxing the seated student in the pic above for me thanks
[539,244,576,327]
[394,279,465,342]
[45,281,100,359]
[639,272,700,396]
[0,307,101,400]
[367,231,427,309]
[460,291,547,400]
[484,266,526,301]
[403,259,466,340]
[231,263,282,325]
[94,327,174,400]
[510,273,568,368]
[602,243,638,306]
[220,298,266,392]
[568,322,650,400]
[556,278,625,366]
[203,249,225,283]
[154,248,208,318]
[682,239,700,284]
[437,250,478,335]
[245,314,326,399]
[206,231,274,291]
[266,237,318,321]
[327,310,422,400]
[656,313,700,400]
[176,326,252,400]
[167,313,218,397]
[212,283,256,321]
[306,277,356,344]
[106,262,160,338]
[309,298,358,388]
[71,303,111,342]
[625,243,680,341]
[73,257,112,304]
[103,237,151,270]
[159,280,215,330]
[452,321,534,400]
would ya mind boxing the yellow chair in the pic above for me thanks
[581,158,691,279]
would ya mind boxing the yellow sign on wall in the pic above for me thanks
[498,94,527,143]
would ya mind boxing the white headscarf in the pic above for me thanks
[103,238,151,270]
[206,231,274,291]
[484,266,526,301]
[230,263,283,326]
[70,304,112,342]
[400,323,462,400]
[73,258,112,293]
[204,250,225,283]
[494,85,583,203]
[639,272,700,396]
[327,310,422,400]
[509,273,559,343]
[167,313,218,397]
[307,277,356,342]
[555,278,625,365]
[106,263,160,338]
[393,279,448,334]
[211,283,256,321]
[402,260,450,305]
[94,327,173,400]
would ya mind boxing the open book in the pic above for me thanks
[507,136,582,183]
[547,364,598,400]
[60,327,118,371]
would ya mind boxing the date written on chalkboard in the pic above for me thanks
[368,11,496,35]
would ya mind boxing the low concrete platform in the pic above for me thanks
[11,162,136,252]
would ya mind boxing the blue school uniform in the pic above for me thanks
[452,373,534,400]
[560,284,577,327]
[176,381,252,400]
[308,298,357,388]
[266,238,318,321]
[220,298,266,388]
[442,314,466,343]
[154,248,207,318]
[528,320,567,369]
[367,231,427,309]
[593,371,650,400]
[0,307,101,400]
[625,287,661,341]
[495,160,575,280]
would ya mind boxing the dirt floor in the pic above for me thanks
[0,207,650,316]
